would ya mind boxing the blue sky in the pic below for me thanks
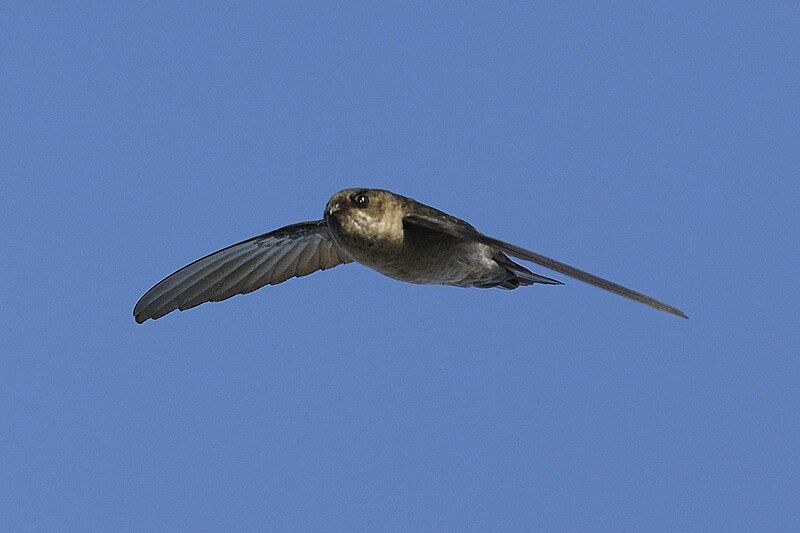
[2,3,798,530]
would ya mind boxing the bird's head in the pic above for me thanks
[324,188,405,249]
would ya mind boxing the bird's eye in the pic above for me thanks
[352,194,370,208]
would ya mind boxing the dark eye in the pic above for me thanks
[352,193,370,208]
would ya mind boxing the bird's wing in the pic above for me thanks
[402,213,687,319]
[134,220,351,323]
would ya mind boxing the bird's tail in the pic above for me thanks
[494,252,562,289]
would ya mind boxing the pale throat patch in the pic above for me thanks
[350,206,403,243]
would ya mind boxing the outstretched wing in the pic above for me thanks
[403,212,687,319]
[134,220,351,323]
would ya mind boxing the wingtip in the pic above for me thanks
[133,302,150,324]
[133,301,146,323]
[663,306,689,319]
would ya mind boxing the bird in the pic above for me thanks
[133,188,687,323]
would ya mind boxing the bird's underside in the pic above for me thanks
[134,188,687,323]
[368,219,561,289]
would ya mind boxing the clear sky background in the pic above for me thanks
[2,3,798,531]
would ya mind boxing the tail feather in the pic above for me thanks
[480,235,688,318]
[494,252,562,289]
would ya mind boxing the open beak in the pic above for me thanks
[327,202,342,216]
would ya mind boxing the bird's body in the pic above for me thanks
[325,190,544,289]
[133,188,686,323]
[352,234,509,288]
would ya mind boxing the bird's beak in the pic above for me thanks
[327,202,342,216]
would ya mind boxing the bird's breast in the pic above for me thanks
[327,211,503,286]
[354,238,499,286]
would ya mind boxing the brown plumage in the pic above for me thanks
[133,188,687,323]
